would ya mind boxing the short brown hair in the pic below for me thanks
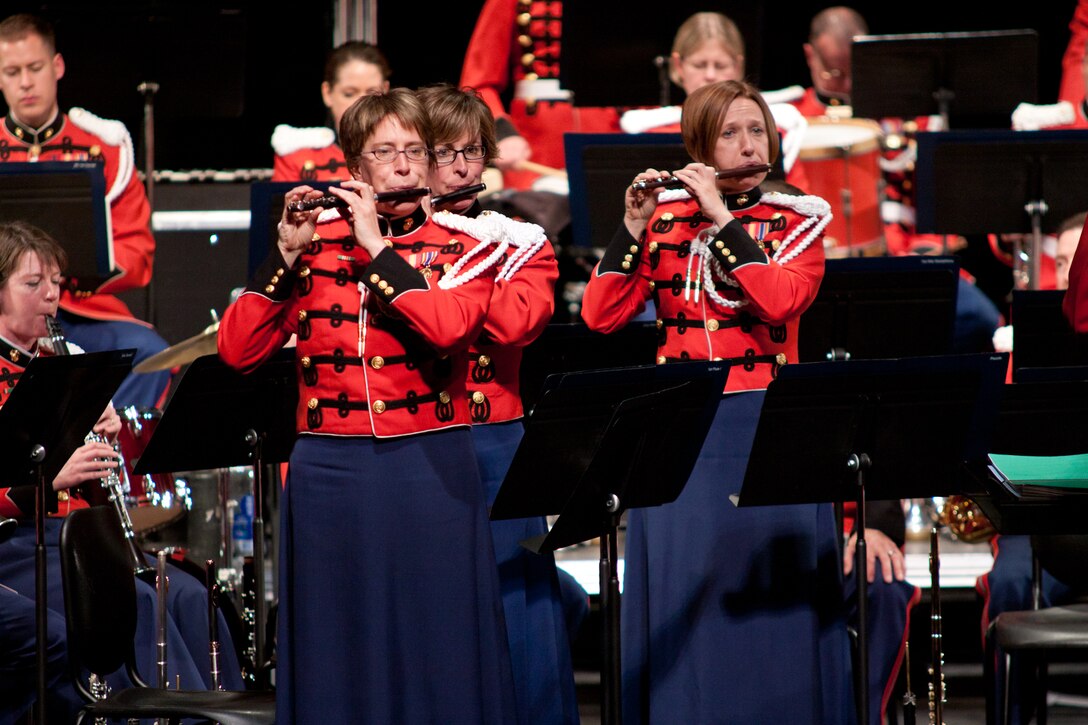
[0,221,67,289]
[417,84,497,165]
[1057,211,1088,238]
[670,12,745,86]
[681,80,780,167]
[339,88,432,172]
[0,14,56,53]
[323,41,391,86]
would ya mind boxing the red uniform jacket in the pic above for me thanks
[1063,225,1088,333]
[582,187,827,392]
[0,110,154,323]
[270,124,350,182]
[218,206,508,438]
[460,0,620,189]
[465,219,557,424]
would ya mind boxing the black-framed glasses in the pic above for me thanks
[363,146,430,164]
[433,145,487,166]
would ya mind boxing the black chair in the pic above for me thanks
[59,505,276,725]
[984,534,1088,725]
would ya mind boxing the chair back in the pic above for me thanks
[60,506,139,676]
[1031,534,1088,596]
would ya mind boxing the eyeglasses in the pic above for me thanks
[433,145,487,166]
[363,146,430,164]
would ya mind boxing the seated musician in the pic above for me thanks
[272,40,391,182]
[219,88,518,723]
[0,221,242,720]
[581,79,857,723]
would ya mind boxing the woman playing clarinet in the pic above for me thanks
[582,79,854,723]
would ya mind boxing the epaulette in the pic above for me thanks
[657,188,693,204]
[1011,101,1076,131]
[430,210,516,288]
[759,192,832,265]
[620,106,681,134]
[768,103,807,173]
[760,85,806,105]
[761,191,831,218]
[272,124,336,156]
[68,107,133,203]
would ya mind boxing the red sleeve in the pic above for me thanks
[96,164,154,296]
[272,153,302,183]
[362,244,496,355]
[482,244,557,346]
[217,250,298,372]
[0,487,31,518]
[1060,0,1088,105]
[581,225,653,334]
[1063,224,1088,332]
[728,237,826,324]
[459,0,518,121]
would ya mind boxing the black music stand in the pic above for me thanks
[0,162,114,289]
[492,361,728,725]
[0,349,133,724]
[915,130,1088,287]
[736,353,1007,725]
[1010,290,1088,381]
[851,30,1037,129]
[248,181,336,277]
[797,256,960,363]
[970,379,1088,534]
[132,348,297,688]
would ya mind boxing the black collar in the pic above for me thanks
[460,200,484,219]
[5,112,64,146]
[724,187,762,210]
[814,90,849,110]
[0,335,33,369]
[378,204,428,237]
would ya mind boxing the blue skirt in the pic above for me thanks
[473,421,579,724]
[278,430,518,724]
[621,390,855,724]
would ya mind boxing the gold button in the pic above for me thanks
[771,241,780,251]
[648,242,658,253]
[58,491,69,501]
[370,356,385,369]
[301,356,311,368]
[277,268,285,276]
[369,273,380,283]
[443,263,453,273]
[264,285,275,293]
[298,266,311,278]
[655,319,663,329]
[706,319,720,332]
[472,391,486,405]
[438,391,451,405]
[518,34,532,47]
[624,254,633,262]
[621,261,631,270]
[521,53,535,66]
[629,244,639,253]
[303,160,316,171]
[298,310,307,321]
[656,355,667,365]
[384,287,394,296]
[517,12,531,25]
[385,239,394,247]
[713,356,723,361]
[311,232,321,242]
[728,255,737,264]
[648,280,656,290]
[271,275,280,284]
[524,72,539,82]
[716,240,725,249]
[477,354,491,367]
[776,353,787,366]
[737,194,748,206]
[661,213,674,221]
[372,400,387,414]
[307,397,318,410]
[89,145,101,157]
[377,280,388,290]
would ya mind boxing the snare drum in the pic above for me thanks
[118,407,191,533]
[798,117,884,257]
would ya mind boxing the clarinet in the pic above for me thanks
[928,527,946,725]
[46,316,154,581]
[206,560,223,690]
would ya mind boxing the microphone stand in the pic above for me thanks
[32,444,47,725]
[137,81,160,326]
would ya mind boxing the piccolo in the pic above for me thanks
[630,164,774,191]
[431,183,487,208]
[286,186,431,212]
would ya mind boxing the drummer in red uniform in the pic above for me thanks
[271,41,390,183]
[0,13,168,408]
[219,88,517,724]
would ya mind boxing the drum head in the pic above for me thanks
[799,118,882,159]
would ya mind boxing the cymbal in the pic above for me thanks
[134,322,219,373]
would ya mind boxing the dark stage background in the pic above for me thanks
[0,1,1077,171]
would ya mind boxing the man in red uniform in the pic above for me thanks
[0,13,167,408]
[460,0,620,190]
